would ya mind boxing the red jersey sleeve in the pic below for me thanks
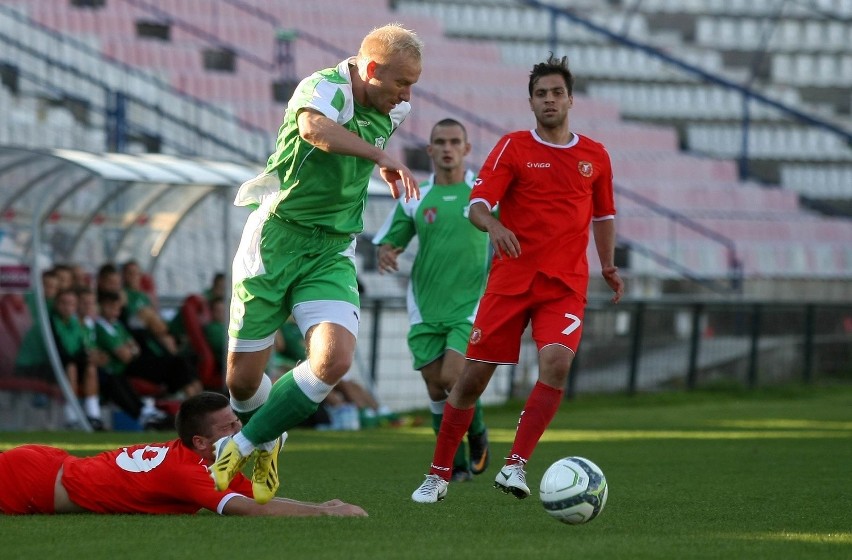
[591,145,616,220]
[470,134,516,209]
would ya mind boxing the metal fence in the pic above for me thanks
[355,297,852,411]
[2,293,850,431]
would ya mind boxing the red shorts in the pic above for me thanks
[0,445,69,514]
[466,274,586,364]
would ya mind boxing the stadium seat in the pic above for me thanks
[177,293,221,391]
[0,293,31,346]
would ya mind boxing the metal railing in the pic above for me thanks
[356,296,852,410]
[521,0,852,179]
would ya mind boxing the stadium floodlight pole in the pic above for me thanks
[30,189,93,432]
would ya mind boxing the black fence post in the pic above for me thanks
[747,303,761,389]
[686,302,703,390]
[566,351,579,401]
[369,299,382,387]
[627,302,644,395]
[803,304,815,384]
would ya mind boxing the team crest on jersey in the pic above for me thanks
[423,207,437,224]
[374,136,386,149]
[469,327,482,345]
[578,161,593,177]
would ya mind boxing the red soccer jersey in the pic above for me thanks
[471,130,615,296]
[61,439,253,514]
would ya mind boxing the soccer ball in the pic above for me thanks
[539,456,608,525]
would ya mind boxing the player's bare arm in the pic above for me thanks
[469,201,520,259]
[592,219,624,303]
[377,155,420,202]
[222,494,368,517]
[377,243,404,274]
[296,109,419,202]
[297,109,385,160]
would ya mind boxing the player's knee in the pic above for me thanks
[226,373,262,400]
[538,352,574,386]
[314,352,353,384]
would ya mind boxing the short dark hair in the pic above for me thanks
[175,391,231,448]
[97,262,118,280]
[528,53,574,97]
[430,118,467,142]
[96,289,122,306]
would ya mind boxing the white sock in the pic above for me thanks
[84,396,101,419]
[141,397,158,414]
[292,361,334,404]
[230,373,272,414]
[257,432,287,452]
[233,431,256,456]
[429,400,446,416]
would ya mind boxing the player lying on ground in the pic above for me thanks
[0,392,366,517]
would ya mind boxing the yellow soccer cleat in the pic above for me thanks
[251,432,287,504]
[210,435,250,491]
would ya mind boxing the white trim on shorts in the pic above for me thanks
[228,332,276,353]
[293,300,360,338]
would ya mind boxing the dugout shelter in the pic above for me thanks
[0,146,259,431]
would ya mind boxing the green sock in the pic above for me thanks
[242,370,319,444]
[431,411,443,434]
[469,399,486,435]
[234,408,256,425]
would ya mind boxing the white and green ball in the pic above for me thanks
[539,456,608,525]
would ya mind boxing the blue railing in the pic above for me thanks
[122,0,509,141]
[0,4,271,161]
[616,184,743,293]
[520,0,852,178]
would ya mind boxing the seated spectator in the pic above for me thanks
[272,317,307,376]
[51,264,75,293]
[95,290,202,400]
[77,286,169,430]
[203,296,226,375]
[120,260,178,355]
[205,272,226,303]
[49,288,104,430]
[71,264,92,291]
[96,263,125,305]
[25,269,59,318]
[14,268,62,387]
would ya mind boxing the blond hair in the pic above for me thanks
[358,23,423,64]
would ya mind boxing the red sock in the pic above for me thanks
[507,381,563,465]
[428,403,474,481]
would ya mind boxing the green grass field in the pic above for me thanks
[2,384,851,560]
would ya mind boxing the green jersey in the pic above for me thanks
[373,170,490,324]
[234,59,410,235]
[94,317,135,376]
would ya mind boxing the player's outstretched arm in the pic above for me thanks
[222,495,368,517]
[296,109,419,201]
[377,154,419,202]
[298,109,386,161]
